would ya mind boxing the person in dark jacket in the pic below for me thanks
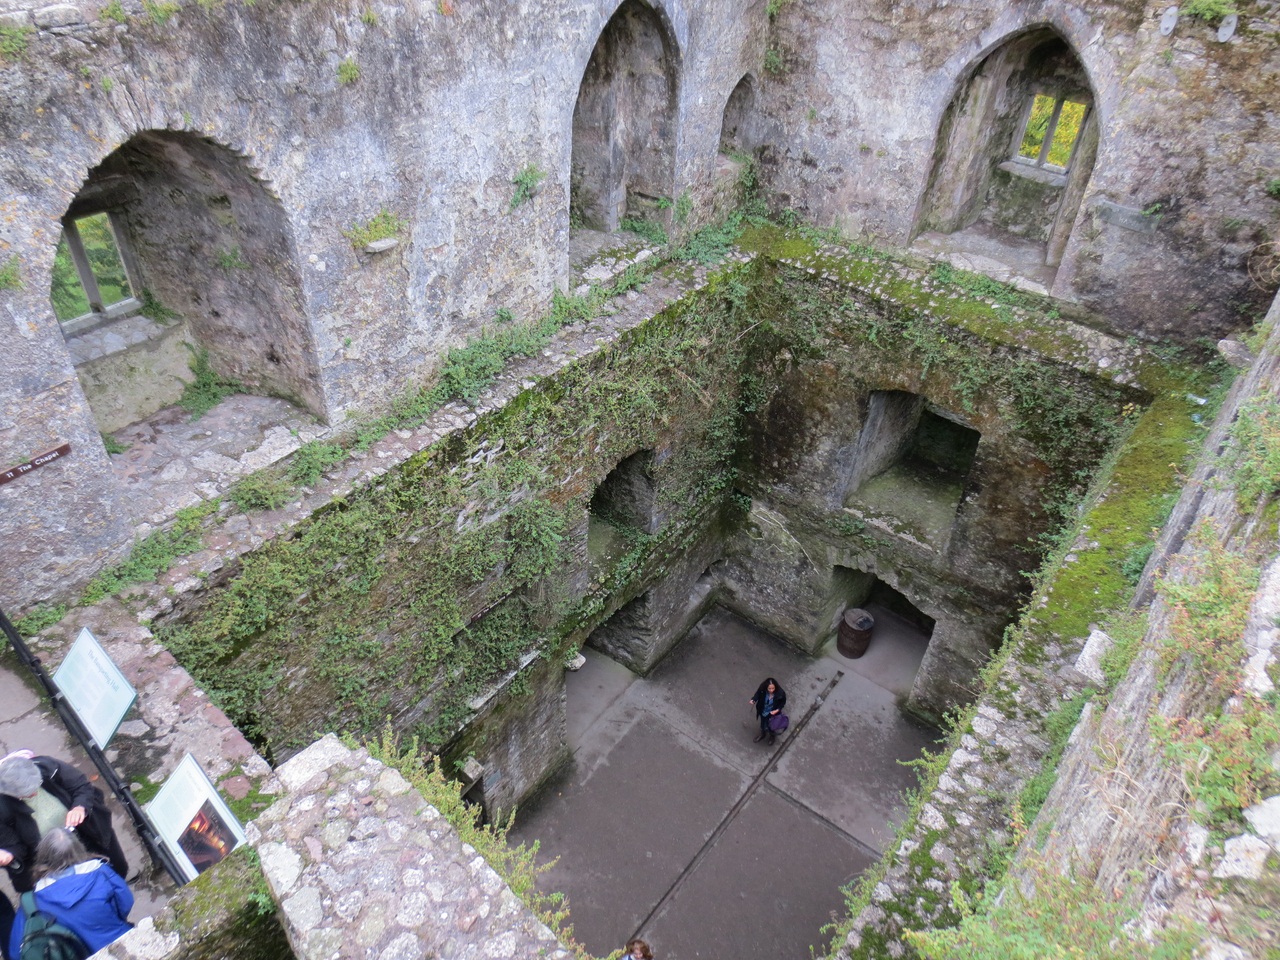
[749,677,786,745]
[0,891,13,960]
[8,829,132,959]
[0,753,127,894]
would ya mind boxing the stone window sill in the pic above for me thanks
[998,160,1068,189]
[64,309,180,366]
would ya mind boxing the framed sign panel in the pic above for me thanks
[146,754,246,882]
[53,627,137,749]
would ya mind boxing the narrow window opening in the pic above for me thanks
[52,211,140,326]
[1015,94,1088,172]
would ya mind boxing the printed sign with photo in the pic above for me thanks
[146,754,246,882]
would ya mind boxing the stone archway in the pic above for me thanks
[719,73,757,156]
[53,130,324,433]
[914,29,1099,278]
[569,0,680,233]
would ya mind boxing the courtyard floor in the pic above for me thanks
[508,604,939,960]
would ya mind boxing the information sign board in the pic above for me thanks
[53,627,137,749]
[147,754,246,882]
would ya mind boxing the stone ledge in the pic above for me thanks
[249,735,573,960]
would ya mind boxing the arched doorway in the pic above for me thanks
[913,30,1099,284]
[569,0,679,234]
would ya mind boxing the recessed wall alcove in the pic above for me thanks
[913,28,1099,291]
[844,390,981,549]
[54,130,324,439]
[588,449,659,569]
[569,0,679,235]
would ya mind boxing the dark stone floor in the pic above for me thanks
[509,604,939,960]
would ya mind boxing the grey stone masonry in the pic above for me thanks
[248,735,573,960]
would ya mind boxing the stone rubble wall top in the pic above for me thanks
[250,735,573,960]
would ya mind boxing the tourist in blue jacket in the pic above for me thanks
[8,829,133,959]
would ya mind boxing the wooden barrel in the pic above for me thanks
[837,607,875,659]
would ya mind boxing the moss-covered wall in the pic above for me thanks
[153,229,1167,813]
[97,848,291,960]
[155,265,757,772]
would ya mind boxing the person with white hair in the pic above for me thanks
[0,753,127,895]
[8,828,133,960]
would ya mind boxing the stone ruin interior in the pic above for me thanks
[1,0,1279,958]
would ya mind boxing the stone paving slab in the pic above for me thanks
[510,712,748,955]
[108,394,326,527]
[644,784,876,960]
[633,607,840,776]
[768,666,939,853]
[512,605,937,960]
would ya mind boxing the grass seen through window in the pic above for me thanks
[51,212,133,322]
[1017,94,1086,170]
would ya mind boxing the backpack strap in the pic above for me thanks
[20,891,38,919]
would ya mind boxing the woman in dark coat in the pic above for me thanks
[0,754,127,894]
[749,677,786,745]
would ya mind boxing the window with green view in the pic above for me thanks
[51,212,136,323]
[1016,94,1087,171]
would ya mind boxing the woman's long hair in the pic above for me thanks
[32,828,92,883]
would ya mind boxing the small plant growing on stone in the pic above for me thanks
[13,603,67,636]
[619,217,668,247]
[1266,178,1280,201]
[765,0,790,16]
[1161,47,1174,65]
[228,472,294,512]
[0,256,21,291]
[337,58,361,85]
[100,76,114,93]
[763,48,785,75]
[675,191,693,224]
[288,440,345,486]
[142,0,179,25]
[1181,0,1236,22]
[101,433,130,455]
[100,0,127,22]
[139,288,178,323]
[494,307,515,324]
[215,246,250,270]
[180,345,242,419]
[0,23,33,61]
[510,164,547,210]
[343,208,404,249]
[360,7,377,25]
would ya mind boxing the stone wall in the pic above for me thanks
[98,848,292,960]
[757,0,1280,336]
[1019,300,1280,955]
[0,0,765,612]
[100,737,576,960]
[832,296,1278,957]
[718,248,1141,722]
[251,736,572,960]
[2,0,1275,617]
